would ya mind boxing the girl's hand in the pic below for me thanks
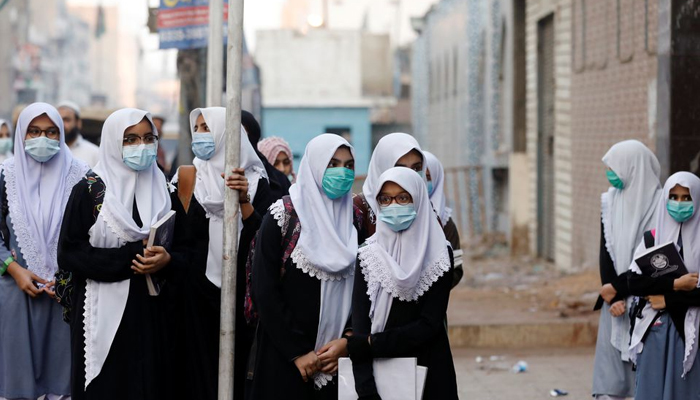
[7,262,46,298]
[132,246,171,274]
[317,338,349,374]
[674,273,699,291]
[294,351,321,382]
[222,168,249,203]
[609,300,626,317]
[43,281,57,299]
[648,295,666,310]
[600,283,617,304]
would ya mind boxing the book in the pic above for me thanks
[338,357,427,400]
[634,241,688,279]
[145,210,176,296]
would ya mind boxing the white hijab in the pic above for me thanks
[600,140,661,360]
[424,151,452,226]
[2,103,88,281]
[273,134,356,388]
[362,133,426,216]
[187,107,267,288]
[358,167,451,334]
[83,108,172,388]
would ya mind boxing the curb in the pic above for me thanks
[448,320,598,348]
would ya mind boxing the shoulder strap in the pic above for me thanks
[643,229,656,249]
[177,166,196,213]
[281,196,299,266]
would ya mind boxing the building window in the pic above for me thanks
[326,127,352,144]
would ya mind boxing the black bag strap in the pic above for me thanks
[643,229,655,249]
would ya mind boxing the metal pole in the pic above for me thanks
[219,0,243,398]
[207,0,224,106]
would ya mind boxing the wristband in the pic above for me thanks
[0,256,13,276]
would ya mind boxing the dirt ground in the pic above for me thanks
[448,248,602,326]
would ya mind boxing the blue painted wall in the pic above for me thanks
[261,107,371,175]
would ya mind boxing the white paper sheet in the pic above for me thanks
[338,357,427,400]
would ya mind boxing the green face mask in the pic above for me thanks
[322,167,355,200]
[606,170,624,189]
[667,200,694,223]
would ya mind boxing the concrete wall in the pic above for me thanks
[256,29,364,107]
[412,0,513,238]
[261,107,372,175]
[524,0,659,270]
[568,0,659,269]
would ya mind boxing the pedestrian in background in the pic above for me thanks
[57,101,99,168]
[592,140,661,400]
[0,119,12,163]
[355,132,426,243]
[424,150,463,288]
[0,103,89,400]
[258,136,296,183]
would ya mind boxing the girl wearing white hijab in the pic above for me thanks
[247,134,359,400]
[354,132,426,243]
[628,172,700,399]
[348,167,458,400]
[165,107,271,400]
[591,140,662,400]
[424,150,463,287]
[0,103,88,400]
[57,109,173,400]
[0,119,13,163]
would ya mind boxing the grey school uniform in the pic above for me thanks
[592,302,636,398]
[635,313,700,400]
[0,211,71,397]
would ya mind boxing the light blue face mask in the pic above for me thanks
[0,138,12,154]
[667,200,694,223]
[427,180,434,196]
[25,137,60,163]
[378,203,417,232]
[416,170,425,181]
[191,133,216,160]
[123,143,157,171]
[322,167,355,200]
[606,169,624,189]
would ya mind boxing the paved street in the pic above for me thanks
[454,347,595,400]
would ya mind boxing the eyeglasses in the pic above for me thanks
[377,193,413,206]
[27,127,60,140]
[123,134,159,146]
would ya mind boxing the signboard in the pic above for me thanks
[158,0,228,50]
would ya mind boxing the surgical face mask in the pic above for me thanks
[427,180,434,196]
[606,170,624,189]
[123,143,157,171]
[416,170,425,180]
[667,200,694,223]
[0,138,12,154]
[322,167,355,200]
[378,203,417,232]
[191,133,216,160]
[25,137,60,163]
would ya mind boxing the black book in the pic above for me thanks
[145,210,176,296]
[634,241,688,279]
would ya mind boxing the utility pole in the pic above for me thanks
[207,0,224,106]
[218,0,243,398]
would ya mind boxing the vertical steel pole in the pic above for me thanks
[219,0,243,398]
[207,0,224,106]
